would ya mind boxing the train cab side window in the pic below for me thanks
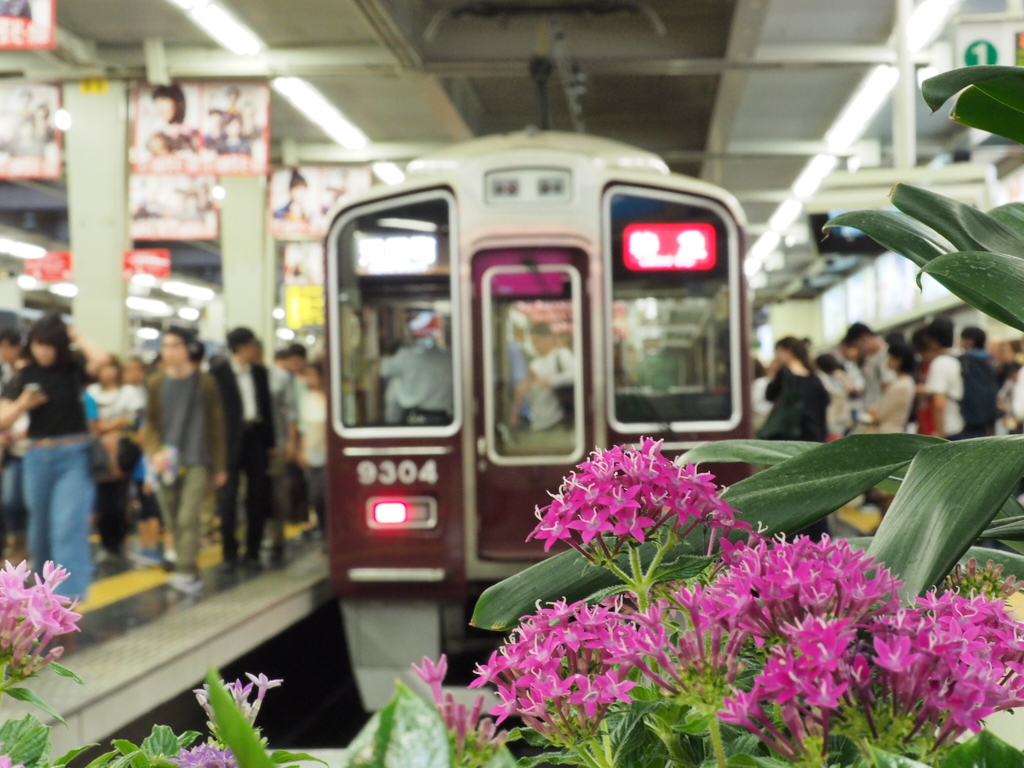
[334,195,457,431]
[606,189,738,431]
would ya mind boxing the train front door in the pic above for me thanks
[471,248,593,560]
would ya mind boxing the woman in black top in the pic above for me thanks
[0,314,110,599]
[766,337,830,443]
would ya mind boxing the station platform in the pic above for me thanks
[7,533,331,755]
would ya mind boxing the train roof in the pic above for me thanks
[406,130,670,176]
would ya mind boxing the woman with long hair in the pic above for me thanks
[867,341,917,434]
[0,314,110,599]
[764,336,830,443]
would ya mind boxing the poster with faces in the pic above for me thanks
[132,82,270,175]
[0,0,55,50]
[129,175,219,240]
[0,84,60,178]
[283,242,325,286]
[269,166,374,239]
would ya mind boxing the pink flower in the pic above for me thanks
[412,654,447,705]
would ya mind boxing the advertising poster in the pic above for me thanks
[24,250,71,282]
[283,242,325,286]
[129,175,219,241]
[0,0,55,50]
[123,249,171,281]
[0,84,60,178]
[132,82,270,176]
[285,285,325,329]
[269,166,372,239]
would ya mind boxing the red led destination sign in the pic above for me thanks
[623,223,716,271]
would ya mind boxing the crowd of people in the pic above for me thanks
[0,313,327,600]
[754,317,1018,446]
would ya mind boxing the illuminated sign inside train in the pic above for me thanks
[623,223,717,271]
[356,234,438,275]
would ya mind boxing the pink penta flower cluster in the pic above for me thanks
[528,438,748,560]
[412,654,508,767]
[469,599,636,744]
[0,561,81,681]
[0,756,25,768]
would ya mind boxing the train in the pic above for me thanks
[323,131,752,709]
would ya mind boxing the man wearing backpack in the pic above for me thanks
[957,326,1001,439]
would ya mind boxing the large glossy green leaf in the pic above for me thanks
[890,184,1024,256]
[681,439,818,466]
[868,436,1024,599]
[950,85,1024,144]
[341,682,450,768]
[921,250,1024,332]
[922,66,1024,111]
[722,434,943,535]
[204,669,275,768]
[848,538,1024,581]
[941,730,1024,768]
[824,210,949,267]
[868,747,929,767]
[988,203,1024,239]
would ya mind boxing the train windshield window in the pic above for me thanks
[482,264,583,461]
[333,193,458,432]
[605,188,738,431]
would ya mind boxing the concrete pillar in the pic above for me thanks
[63,81,129,355]
[893,0,916,169]
[219,175,274,349]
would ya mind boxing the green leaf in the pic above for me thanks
[515,752,578,767]
[48,663,86,687]
[582,583,632,606]
[5,687,65,726]
[981,514,1024,539]
[0,714,52,768]
[988,203,1024,240]
[341,682,450,768]
[141,727,183,759]
[940,729,1024,767]
[867,746,930,767]
[649,555,713,583]
[950,85,1024,144]
[722,434,943,536]
[921,251,1024,332]
[111,743,146,768]
[54,745,99,768]
[176,732,201,751]
[868,435,1024,599]
[204,669,276,768]
[480,748,517,768]
[681,439,819,467]
[269,752,328,767]
[82,750,119,768]
[890,184,1024,257]
[922,66,1024,111]
[825,210,950,268]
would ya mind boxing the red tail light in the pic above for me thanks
[372,501,409,525]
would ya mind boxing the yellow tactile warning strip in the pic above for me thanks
[836,506,883,536]
[77,522,316,614]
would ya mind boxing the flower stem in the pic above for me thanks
[709,717,727,768]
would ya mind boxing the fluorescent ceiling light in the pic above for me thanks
[792,154,838,199]
[376,217,436,233]
[178,306,201,321]
[16,275,36,290]
[0,238,46,260]
[136,327,161,341]
[49,283,77,298]
[372,162,405,186]
[127,296,173,316]
[908,0,956,53]
[162,281,215,301]
[769,199,805,232]
[746,231,781,276]
[272,77,368,150]
[276,328,295,341]
[272,307,285,320]
[826,65,899,152]
[173,0,264,56]
[131,273,158,287]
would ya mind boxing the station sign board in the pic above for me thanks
[622,223,717,271]
[269,166,373,240]
[0,1,55,50]
[131,82,270,176]
[955,21,1024,67]
[24,250,71,282]
[0,83,61,178]
[123,249,171,281]
[129,175,219,241]
[285,285,325,329]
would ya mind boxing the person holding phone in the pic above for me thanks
[0,314,111,599]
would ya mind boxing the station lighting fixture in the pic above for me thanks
[177,306,201,321]
[745,231,781,277]
[16,275,36,290]
[826,65,900,152]
[792,154,839,199]
[161,281,215,301]
[768,199,805,233]
[168,0,264,57]
[211,185,226,201]
[136,327,161,341]
[272,307,285,320]
[272,78,368,150]
[305,334,316,344]
[908,0,957,54]
[0,238,45,260]
[276,328,295,341]
[131,273,158,287]
[54,110,71,131]
[49,283,78,298]
[372,162,405,186]
[127,296,173,316]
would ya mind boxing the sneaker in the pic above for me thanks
[164,549,178,564]
[132,548,163,568]
[167,573,204,596]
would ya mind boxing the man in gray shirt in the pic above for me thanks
[143,329,226,595]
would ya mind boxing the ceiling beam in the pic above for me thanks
[278,141,451,164]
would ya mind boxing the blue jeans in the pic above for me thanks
[2,456,27,537]
[23,441,95,599]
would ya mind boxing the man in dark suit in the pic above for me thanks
[210,327,275,571]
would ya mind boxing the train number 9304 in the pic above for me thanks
[356,459,439,486]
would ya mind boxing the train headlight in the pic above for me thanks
[366,496,438,530]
